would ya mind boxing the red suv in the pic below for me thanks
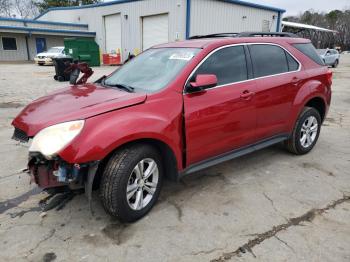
[12,32,332,222]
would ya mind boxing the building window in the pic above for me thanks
[2,37,17,50]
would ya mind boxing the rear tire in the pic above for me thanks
[285,107,321,155]
[100,144,163,222]
[332,60,339,68]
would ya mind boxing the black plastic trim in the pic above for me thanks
[180,134,289,176]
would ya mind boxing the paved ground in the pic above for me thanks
[0,58,349,262]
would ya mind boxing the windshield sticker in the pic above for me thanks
[169,53,194,61]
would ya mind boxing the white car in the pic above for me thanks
[317,49,340,68]
[34,46,68,66]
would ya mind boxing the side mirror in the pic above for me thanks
[187,74,218,93]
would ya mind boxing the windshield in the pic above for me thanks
[316,49,327,55]
[47,47,63,53]
[104,48,200,92]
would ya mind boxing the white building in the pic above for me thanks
[35,0,285,62]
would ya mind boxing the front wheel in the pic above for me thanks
[285,107,321,155]
[100,144,163,222]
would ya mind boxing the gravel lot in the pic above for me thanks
[0,58,349,262]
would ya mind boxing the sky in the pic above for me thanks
[251,0,350,15]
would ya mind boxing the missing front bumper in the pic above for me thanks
[28,154,98,191]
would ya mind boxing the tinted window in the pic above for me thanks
[194,46,248,86]
[293,43,325,65]
[286,52,299,71]
[249,44,289,78]
[2,37,17,50]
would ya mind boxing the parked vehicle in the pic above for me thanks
[12,32,332,222]
[34,46,68,66]
[317,48,340,68]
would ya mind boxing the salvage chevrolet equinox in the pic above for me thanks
[12,32,332,222]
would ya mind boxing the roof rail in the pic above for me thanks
[237,32,298,37]
[189,33,239,39]
[189,31,299,39]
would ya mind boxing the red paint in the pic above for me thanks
[13,37,332,174]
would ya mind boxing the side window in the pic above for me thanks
[194,46,248,86]
[249,44,289,78]
[285,52,299,71]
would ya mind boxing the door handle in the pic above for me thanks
[240,90,255,100]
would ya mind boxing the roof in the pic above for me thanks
[0,17,94,37]
[0,17,88,28]
[35,0,285,20]
[0,25,96,36]
[155,36,309,49]
[282,21,338,33]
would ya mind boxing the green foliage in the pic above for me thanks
[35,0,101,13]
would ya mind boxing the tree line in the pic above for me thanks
[0,0,100,18]
[283,9,350,51]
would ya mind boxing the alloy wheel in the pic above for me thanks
[300,116,318,148]
[126,158,159,210]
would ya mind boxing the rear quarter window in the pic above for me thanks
[293,43,325,66]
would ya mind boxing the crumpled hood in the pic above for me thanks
[12,83,147,136]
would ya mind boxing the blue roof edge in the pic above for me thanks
[0,25,96,36]
[34,0,285,20]
[0,17,88,27]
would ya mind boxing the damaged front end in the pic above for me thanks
[12,125,99,209]
[28,153,94,190]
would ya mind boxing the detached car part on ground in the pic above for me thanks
[12,35,332,222]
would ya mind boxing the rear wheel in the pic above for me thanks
[332,59,339,68]
[100,144,163,222]
[285,107,321,155]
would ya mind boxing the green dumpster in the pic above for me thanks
[64,38,100,66]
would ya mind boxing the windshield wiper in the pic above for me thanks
[109,83,135,93]
[102,79,135,93]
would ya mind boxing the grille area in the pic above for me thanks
[12,128,29,143]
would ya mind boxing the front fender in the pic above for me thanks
[58,93,184,170]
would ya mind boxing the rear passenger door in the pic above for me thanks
[184,45,257,165]
[248,44,303,139]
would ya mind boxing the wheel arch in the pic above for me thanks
[304,96,326,122]
[94,138,180,189]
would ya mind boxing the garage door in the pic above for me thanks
[104,14,121,54]
[142,14,169,50]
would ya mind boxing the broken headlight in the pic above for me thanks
[29,120,84,159]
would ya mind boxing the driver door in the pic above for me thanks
[184,45,257,165]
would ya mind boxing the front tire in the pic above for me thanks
[100,144,163,222]
[285,107,321,155]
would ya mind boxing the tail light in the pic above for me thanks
[326,69,333,87]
